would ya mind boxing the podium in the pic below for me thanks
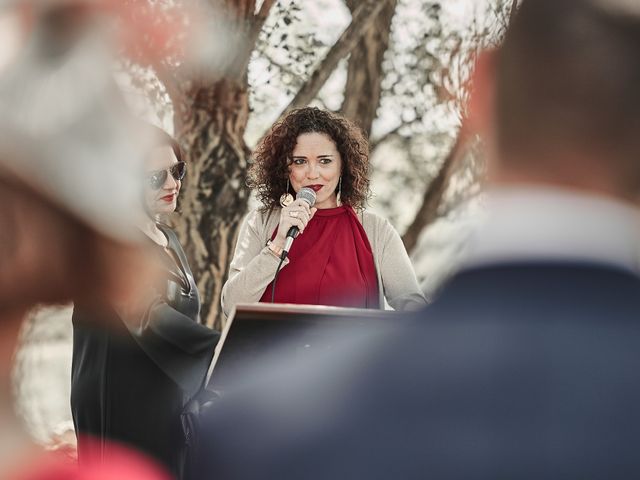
[206,303,398,391]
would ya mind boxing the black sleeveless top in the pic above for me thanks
[71,224,219,476]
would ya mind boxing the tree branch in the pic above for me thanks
[225,0,278,80]
[401,122,471,253]
[370,123,403,153]
[258,47,305,83]
[249,0,278,48]
[273,0,393,123]
[152,61,184,107]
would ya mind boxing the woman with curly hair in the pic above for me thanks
[221,107,426,314]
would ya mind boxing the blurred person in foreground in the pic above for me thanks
[71,126,220,478]
[221,107,426,315]
[195,0,640,478]
[0,2,179,479]
[0,173,170,480]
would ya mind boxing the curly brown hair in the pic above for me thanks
[248,107,371,210]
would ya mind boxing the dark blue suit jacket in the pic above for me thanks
[197,262,640,479]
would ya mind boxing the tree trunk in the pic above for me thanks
[401,124,471,254]
[165,1,278,330]
[340,0,397,137]
[174,79,251,329]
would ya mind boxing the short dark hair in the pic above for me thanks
[249,107,371,210]
[495,0,640,193]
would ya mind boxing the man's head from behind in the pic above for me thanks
[473,0,640,200]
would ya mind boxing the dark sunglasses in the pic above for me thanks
[146,162,186,190]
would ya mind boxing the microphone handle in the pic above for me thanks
[282,226,299,258]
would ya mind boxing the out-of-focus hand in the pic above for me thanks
[272,199,317,249]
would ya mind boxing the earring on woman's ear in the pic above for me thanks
[280,178,294,207]
[336,176,342,206]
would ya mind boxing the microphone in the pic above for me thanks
[282,187,316,259]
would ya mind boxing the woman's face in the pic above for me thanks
[144,145,181,216]
[288,132,342,209]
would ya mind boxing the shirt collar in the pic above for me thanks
[461,186,640,272]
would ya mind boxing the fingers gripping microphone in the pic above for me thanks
[270,187,316,303]
[282,187,316,259]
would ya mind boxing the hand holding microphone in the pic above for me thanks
[273,187,317,259]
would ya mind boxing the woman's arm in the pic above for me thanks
[128,301,220,397]
[376,218,428,311]
[220,210,287,317]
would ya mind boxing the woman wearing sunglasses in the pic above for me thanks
[70,126,219,478]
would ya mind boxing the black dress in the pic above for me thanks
[71,224,219,477]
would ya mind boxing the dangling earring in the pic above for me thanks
[336,176,342,206]
[279,178,294,208]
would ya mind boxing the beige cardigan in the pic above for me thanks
[221,208,427,316]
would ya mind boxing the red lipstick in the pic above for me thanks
[161,194,175,202]
[307,184,323,192]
